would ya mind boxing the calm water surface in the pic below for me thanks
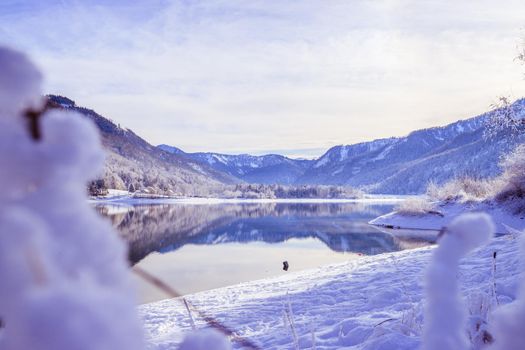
[95,201,432,303]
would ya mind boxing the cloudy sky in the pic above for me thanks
[1,0,525,158]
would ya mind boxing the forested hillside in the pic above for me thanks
[47,95,238,196]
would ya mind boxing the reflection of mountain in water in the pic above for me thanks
[95,202,407,264]
[159,217,396,256]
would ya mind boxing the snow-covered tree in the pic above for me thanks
[484,96,525,139]
[484,38,525,139]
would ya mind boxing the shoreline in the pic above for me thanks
[133,198,525,350]
[131,197,524,348]
[139,232,519,349]
[369,201,525,234]
[90,194,409,205]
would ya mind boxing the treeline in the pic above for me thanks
[88,177,363,199]
[86,152,363,199]
[87,153,227,197]
[217,184,362,199]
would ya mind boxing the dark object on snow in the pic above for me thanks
[283,261,289,271]
[384,224,401,229]
[427,210,444,217]
[482,330,494,344]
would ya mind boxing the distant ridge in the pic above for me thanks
[158,145,310,185]
[161,99,525,194]
[297,99,525,193]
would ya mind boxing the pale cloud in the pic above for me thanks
[1,0,525,157]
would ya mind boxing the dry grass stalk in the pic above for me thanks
[132,266,261,350]
[284,292,299,350]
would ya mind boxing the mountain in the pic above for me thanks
[50,94,525,195]
[297,99,525,193]
[158,145,311,185]
[47,95,238,196]
[160,99,525,194]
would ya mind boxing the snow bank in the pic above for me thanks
[370,201,525,234]
[178,329,231,350]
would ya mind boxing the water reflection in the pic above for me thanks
[95,202,417,264]
[94,202,431,302]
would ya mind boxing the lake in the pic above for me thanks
[94,201,431,303]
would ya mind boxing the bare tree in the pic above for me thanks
[483,96,524,139]
[483,39,525,139]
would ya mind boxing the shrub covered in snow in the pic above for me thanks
[494,144,525,211]
[426,177,498,203]
[0,45,235,350]
[395,197,437,216]
[422,213,494,350]
[0,46,145,350]
[424,141,525,214]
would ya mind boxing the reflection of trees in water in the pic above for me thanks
[94,202,399,264]
[95,204,244,263]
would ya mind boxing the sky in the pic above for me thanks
[1,0,525,158]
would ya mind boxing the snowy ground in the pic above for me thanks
[370,201,525,234]
[139,232,521,349]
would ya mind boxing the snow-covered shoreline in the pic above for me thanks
[139,232,521,349]
[370,201,525,234]
[90,194,408,206]
[138,201,525,349]
[120,196,525,349]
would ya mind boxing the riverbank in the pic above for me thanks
[139,230,521,349]
[370,200,525,234]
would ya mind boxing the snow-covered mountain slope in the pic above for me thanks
[296,99,525,194]
[158,145,311,185]
[161,99,525,194]
[52,94,525,195]
[47,95,238,195]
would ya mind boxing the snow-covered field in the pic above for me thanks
[140,228,521,349]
